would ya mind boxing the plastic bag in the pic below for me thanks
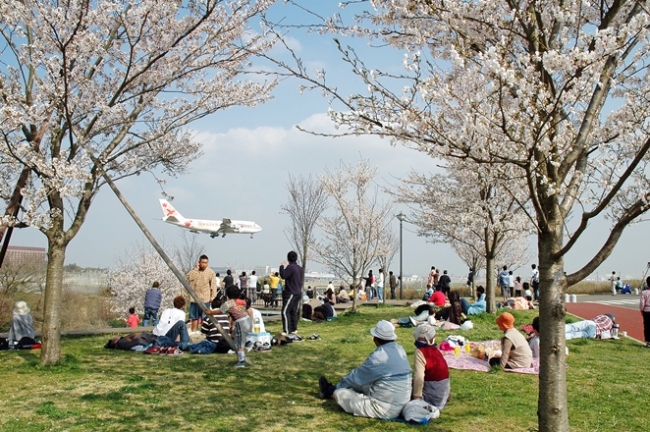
[402,399,440,424]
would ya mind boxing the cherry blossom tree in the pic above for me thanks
[281,174,329,287]
[396,161,532,311]
[110,241,183,319]
[0,0,276,364]
[315,158,393,312]
[263,1,650,429]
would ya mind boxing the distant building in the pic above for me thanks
[4,246,46,266]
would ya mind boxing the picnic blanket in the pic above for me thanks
[442,340,539,375]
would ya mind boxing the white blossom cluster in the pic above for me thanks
[110,242,184,318]
[0,0,276,233]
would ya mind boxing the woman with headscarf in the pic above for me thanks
[9,301,35,345]
[411,324,450,410]
[492,312,532,369]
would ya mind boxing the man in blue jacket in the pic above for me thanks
[279,251,303,335]
[143,281,162,326]
[318,320,412,419]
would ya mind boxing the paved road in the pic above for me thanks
[566,294,645,343]
[572,293,641,310]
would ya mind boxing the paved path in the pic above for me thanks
[565,301,645,343]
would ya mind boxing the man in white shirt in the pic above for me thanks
[248,270,259,302]
[377,268,385,303]
[153,296,190,350]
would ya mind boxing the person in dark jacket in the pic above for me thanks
[279,250,303,335]
[143,281,162,327]
[313,297,334,321]
[438,270,451,297]
[223,269,234,288]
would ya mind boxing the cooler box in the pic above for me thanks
[247,331,272,345]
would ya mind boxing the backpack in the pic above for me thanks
[0,337,8,351]
[17,337,37,349]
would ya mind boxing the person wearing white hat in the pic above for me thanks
[9,301,35,345]
[318,320,412,419]
[412,324,450,410]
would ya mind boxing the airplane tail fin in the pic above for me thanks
[159,199,185,223]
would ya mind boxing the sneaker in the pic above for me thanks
[167,347,184,356]
[143,346,161,355]
[646,342,650,348]
[158,346,170,354]
[318,376,330,399]
[234,361,246,368]
[308,334,321,341]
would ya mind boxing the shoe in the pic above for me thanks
[143,346,161,355]
[167,347,184,356]
[158,346,170,354]
[318,376,330,399]
[646,342,650,348]
[308,334,321,341]
[227,349,235,354]
[234,361,246,368]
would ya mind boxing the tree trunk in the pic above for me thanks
[485,254,496,313]
[537,225,569,432]
[40,232,66,365]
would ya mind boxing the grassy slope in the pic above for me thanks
[0,306,647,432]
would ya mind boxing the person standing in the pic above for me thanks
[366,270,375,300]
[608,271,617,296]
[640,276,650,348]
[280,251,303,335]
[530,264,540,300]
[376,268,385,303]
[428,266,436,287]
[187,254,217,333]
[143,281,162,327]
[248,270,258,302]
[438,270,451,297]
[223,269,234,288]
[508,271,515,297]
[466,268,474,292]
[499,266,510,300]
[389,271,397,300]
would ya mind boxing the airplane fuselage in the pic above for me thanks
[163,218,262,236]
[159,199,262,238]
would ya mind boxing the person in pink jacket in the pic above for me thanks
[640,276,650,348]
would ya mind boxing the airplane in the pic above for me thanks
[159,199,262,238]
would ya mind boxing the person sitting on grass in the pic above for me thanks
[153,296,189,351]
[8,301,35,347]
[489,312,532,369]
[434,291,463,325]
[412,324,450,410]
[565,313,616,340]
[528,316,540,359]
[428,285,446,307]
[422,284,434,301]
[318,320,412,419]
[459,286,486,315]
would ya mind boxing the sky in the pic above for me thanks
[8,1,650,283]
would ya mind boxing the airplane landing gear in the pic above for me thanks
[222,233,226,238]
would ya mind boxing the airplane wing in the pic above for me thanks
[222,218,232,224]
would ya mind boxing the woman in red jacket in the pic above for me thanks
[411,324,450,410]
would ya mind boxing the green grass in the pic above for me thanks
[0,306,647,431]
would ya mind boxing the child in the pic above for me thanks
[207,286,253,368]
[523,282,533,298]
[514,276,522,297]
[125,307,140,328]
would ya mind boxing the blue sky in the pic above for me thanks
[9,1,650,283]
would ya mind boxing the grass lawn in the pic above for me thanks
[0,305,647,432]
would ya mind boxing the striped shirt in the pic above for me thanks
[187,268,216,303]
[201,313,231,342]
[592,314,613,337]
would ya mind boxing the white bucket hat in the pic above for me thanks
[370,320,397,341]
[14,301,30,315]
[413,324,437,345]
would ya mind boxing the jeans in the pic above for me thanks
[460,298,470,314]
[377,286,384,301]
[161,320,190,349]
[143,308,159,327]
[565,320,597,340]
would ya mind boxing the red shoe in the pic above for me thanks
[167,347,184,356]
[144,346,161,355]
